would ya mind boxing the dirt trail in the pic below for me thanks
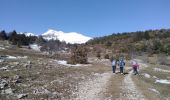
[72,59,148,100]
[73,72,113,100]
[118,59,148,100]
[119,70,147,100]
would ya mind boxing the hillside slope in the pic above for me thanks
[87,29,170,58]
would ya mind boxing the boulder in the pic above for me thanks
[0,66,8,71]
[1,88,13,95]
[17,94,27,99]
[0,79,8,89]
[12,75,22,83]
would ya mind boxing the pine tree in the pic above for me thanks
[0,30,7,40]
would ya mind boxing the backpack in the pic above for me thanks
[120,60,125,67]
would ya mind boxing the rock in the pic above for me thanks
[153,76,158,79]
[13,62,19,65]
[0,59,4,63]
[27,61,31,64]
[23,61,32,68]
[142,73,151,78]
[13,75,21,80]
[0,66,8,71]
[148,88,160,94]
[33,87,51,95]
[12,75,22,83]
[24,64,32,69]
[0,79,8,89]
[5,88,13,94]
[11,66,15,68]
[14,69,18,71]
[1,88,13,94]
[17,94,27,99]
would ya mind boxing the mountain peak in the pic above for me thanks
[42,29,63,36]
[42,29,92,44]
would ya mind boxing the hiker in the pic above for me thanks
[111,58,117,73]
[132,60,139,75]
[119,58,125,74]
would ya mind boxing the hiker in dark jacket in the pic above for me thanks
[119,58,125,74]
[111,58,117,73]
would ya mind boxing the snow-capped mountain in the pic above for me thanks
[42,29,92,44]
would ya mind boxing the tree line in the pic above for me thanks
[0,30,40,46]
[0,30,71,54]
[87,29,170,55]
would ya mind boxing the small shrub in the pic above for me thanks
[68,46,88,64]
[104,54,109,59]
[96,51,101,59]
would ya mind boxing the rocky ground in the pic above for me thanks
[0,47,169,100]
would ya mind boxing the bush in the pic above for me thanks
[68,46,88,64]
[104,54,109,59]
[96,51,101,59]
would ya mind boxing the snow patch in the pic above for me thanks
[29,44,41,51]
[7,56,17,59]
[148,88,160,94]
[155,79,170,84]
[56,60,90,67]
[0,55,27,60]
[17,56,28,59]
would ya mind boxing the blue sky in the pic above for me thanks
[0,0,170,37]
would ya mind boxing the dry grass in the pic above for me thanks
[0,47,113,99]
[105,74,124,99]
[133,55,170,100]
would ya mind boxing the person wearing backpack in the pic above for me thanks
[131,60,139,75]
[119,58,125,74]
[111,58,117,73]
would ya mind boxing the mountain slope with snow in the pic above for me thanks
[42,29,92,44]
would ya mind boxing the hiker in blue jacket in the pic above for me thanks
[119,58,125,74]
[111,58,117,73]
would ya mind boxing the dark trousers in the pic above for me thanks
[120,67,124,73]
[134,67,138,75]
[112,66,116,73]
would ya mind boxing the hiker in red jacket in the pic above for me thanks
[132,60,139,75]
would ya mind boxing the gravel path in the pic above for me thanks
[119,70,147,100]
[71,59,148,100]
[73,72,113,100]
